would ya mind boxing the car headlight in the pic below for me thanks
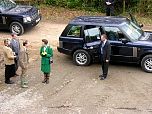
[23,17,32,23]
[38,10,40,15]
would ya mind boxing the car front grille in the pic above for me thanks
[31,10,38,20]
[148,34,152,41]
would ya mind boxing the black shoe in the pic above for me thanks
[99,75,103,77]
[5,80,14,84]
[42,79,47,83]
[100,77,106,80]
[99,74,104,78]
[15,73,19,76]
[46,78,49,84]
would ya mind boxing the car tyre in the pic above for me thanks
[73,49,91,66]
[141,55,152,73]
[10,22,24,35]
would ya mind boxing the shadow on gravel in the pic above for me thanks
[0,27,37,36]
[61,55,141,72]
[110,62,140,68]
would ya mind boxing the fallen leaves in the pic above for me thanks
[39,5,104,23]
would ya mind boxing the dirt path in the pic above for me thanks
[0,21,152,114]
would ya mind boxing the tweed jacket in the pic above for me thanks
[19,46,29,69]
[3,46,15,65]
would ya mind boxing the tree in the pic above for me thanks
[123,0,125,14]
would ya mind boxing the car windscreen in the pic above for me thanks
[121,21,143,42]
[0,0,16,11]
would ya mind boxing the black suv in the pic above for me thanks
[0,0,41,35]
[57,15,152,73]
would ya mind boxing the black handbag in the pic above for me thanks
[50,57,53,64]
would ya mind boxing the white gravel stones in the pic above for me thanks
[0,88,47,114]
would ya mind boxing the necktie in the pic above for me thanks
[101,43,104,55]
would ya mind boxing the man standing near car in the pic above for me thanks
[10,33,20,76]
[99,34,111,80]
[105,0,115,16]
[19,40,29,88]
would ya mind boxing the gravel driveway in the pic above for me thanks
[0,21,152,114]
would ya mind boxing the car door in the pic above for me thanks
[103,26,136,63]
[0,13,8,29]
[0,0,4,28]
[84,25,101,46]
[0,10,3,28]
[83,25,102,59]
[59,24,84,53]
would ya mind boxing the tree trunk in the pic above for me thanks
[123,0,125,14]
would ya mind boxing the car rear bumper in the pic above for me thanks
[57,47,72,55]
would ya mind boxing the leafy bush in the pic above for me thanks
[41,0,152,16]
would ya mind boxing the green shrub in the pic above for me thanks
[41,0,152,16]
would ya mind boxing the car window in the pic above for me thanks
[104,27,125,41]
[67,25,81,38]
[0,1,5,11]
[0,0,16,11]
[84,26,101,43]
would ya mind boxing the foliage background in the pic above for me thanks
[18,0,152,24]
[40,0,152,16]
[18,0,152,16]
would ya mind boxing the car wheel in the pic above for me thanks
[141,55,152,73]
[10,22,24,35]
[73,49,91,66]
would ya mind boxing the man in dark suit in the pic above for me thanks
[10,33,20,76]
[105,0,115,16]
[99,34,111,80]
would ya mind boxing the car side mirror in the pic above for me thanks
[139,24,143,28]
[122,39,129,44]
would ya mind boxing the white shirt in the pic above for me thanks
[43,46,47,52]
[23,46,27,51]
[103,39,107,46]
[100,39,107,54]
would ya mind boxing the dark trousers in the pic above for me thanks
[14,59,19,72]
[5,64,15,82]
[101,60,109,78]
[44,73,50,77]
[106,6,114,16]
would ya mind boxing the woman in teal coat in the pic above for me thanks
[40,39,53,84]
